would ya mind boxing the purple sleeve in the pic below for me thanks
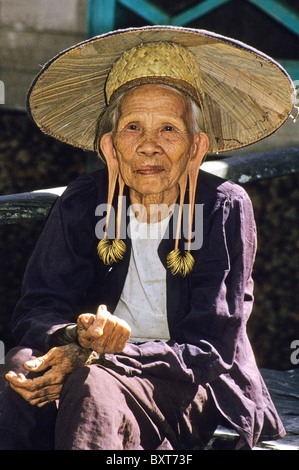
[11,175,98,353]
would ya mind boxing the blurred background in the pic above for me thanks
[0,0,298,369]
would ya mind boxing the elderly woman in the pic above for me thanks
[0,26,295,450]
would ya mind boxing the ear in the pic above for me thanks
[189,131,209,183]
[100,134,119,216]
[100,133,118,164]
[187,132,209,251]
[190,132,209,167]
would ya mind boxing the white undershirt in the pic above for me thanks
[114,207,171,343]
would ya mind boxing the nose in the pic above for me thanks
[136,130,162,157]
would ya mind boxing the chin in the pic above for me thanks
[138,183,166,194]
[131,180,166,195]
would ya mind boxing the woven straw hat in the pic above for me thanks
[27,25,295,155]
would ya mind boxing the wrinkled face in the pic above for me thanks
[111,85,198,200]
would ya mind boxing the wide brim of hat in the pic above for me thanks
[27,25,295,154]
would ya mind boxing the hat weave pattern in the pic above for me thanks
[105,42,204,105]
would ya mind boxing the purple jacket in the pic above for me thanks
[12,169,285,448]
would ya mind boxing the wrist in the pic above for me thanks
[48,324,78,348]
[64,324,78,343]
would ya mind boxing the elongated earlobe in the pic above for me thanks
[96,134,126,265]
[167,133,209,277]
[167,171,195,277]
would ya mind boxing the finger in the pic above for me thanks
[7,378,41,402]
[114,320,131,352]
[8,361,62,393]
[97,315,117,352]
[5,371,17,381]
[77,313,95,330]
[6,371,27,385]
[31,385,62,407]
[96,304,109,321]
[24,357,46,372]
[5,371,27,385]
[7,370,63,405]
[97,304,108,316]
[20,385,61,407]
[6,371,44,391]
[105,320,131,353]
[93,305,109,334]
[37,397,58,408]
[93,318,131,354]
[86,316,116,354]
[24,346,65,372]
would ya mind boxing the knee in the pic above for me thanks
[64,364,89,384]
[59,365,116,405]
[60,365,96,402]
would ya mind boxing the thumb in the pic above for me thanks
[24,351,52,372]
[77,313,96,330]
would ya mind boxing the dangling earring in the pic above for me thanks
[167,149,201,277]
[97,175,126,265]
[96,142,126,265]
[166,171,195,277]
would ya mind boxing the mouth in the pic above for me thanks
[135,165,165,176]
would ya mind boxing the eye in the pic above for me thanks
[163,125,174,132]
[128,124,139,131]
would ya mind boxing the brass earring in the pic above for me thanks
[97,237,126,265]
[166,248,195,277]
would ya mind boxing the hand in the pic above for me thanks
[77,304,131,354]
[5,343,91,407]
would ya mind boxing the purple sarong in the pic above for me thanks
[0,347,219,450]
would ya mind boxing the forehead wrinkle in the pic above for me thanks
[118,108,191,133]
[117,84,194,134]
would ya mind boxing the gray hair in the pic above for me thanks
[94,84,205,162]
